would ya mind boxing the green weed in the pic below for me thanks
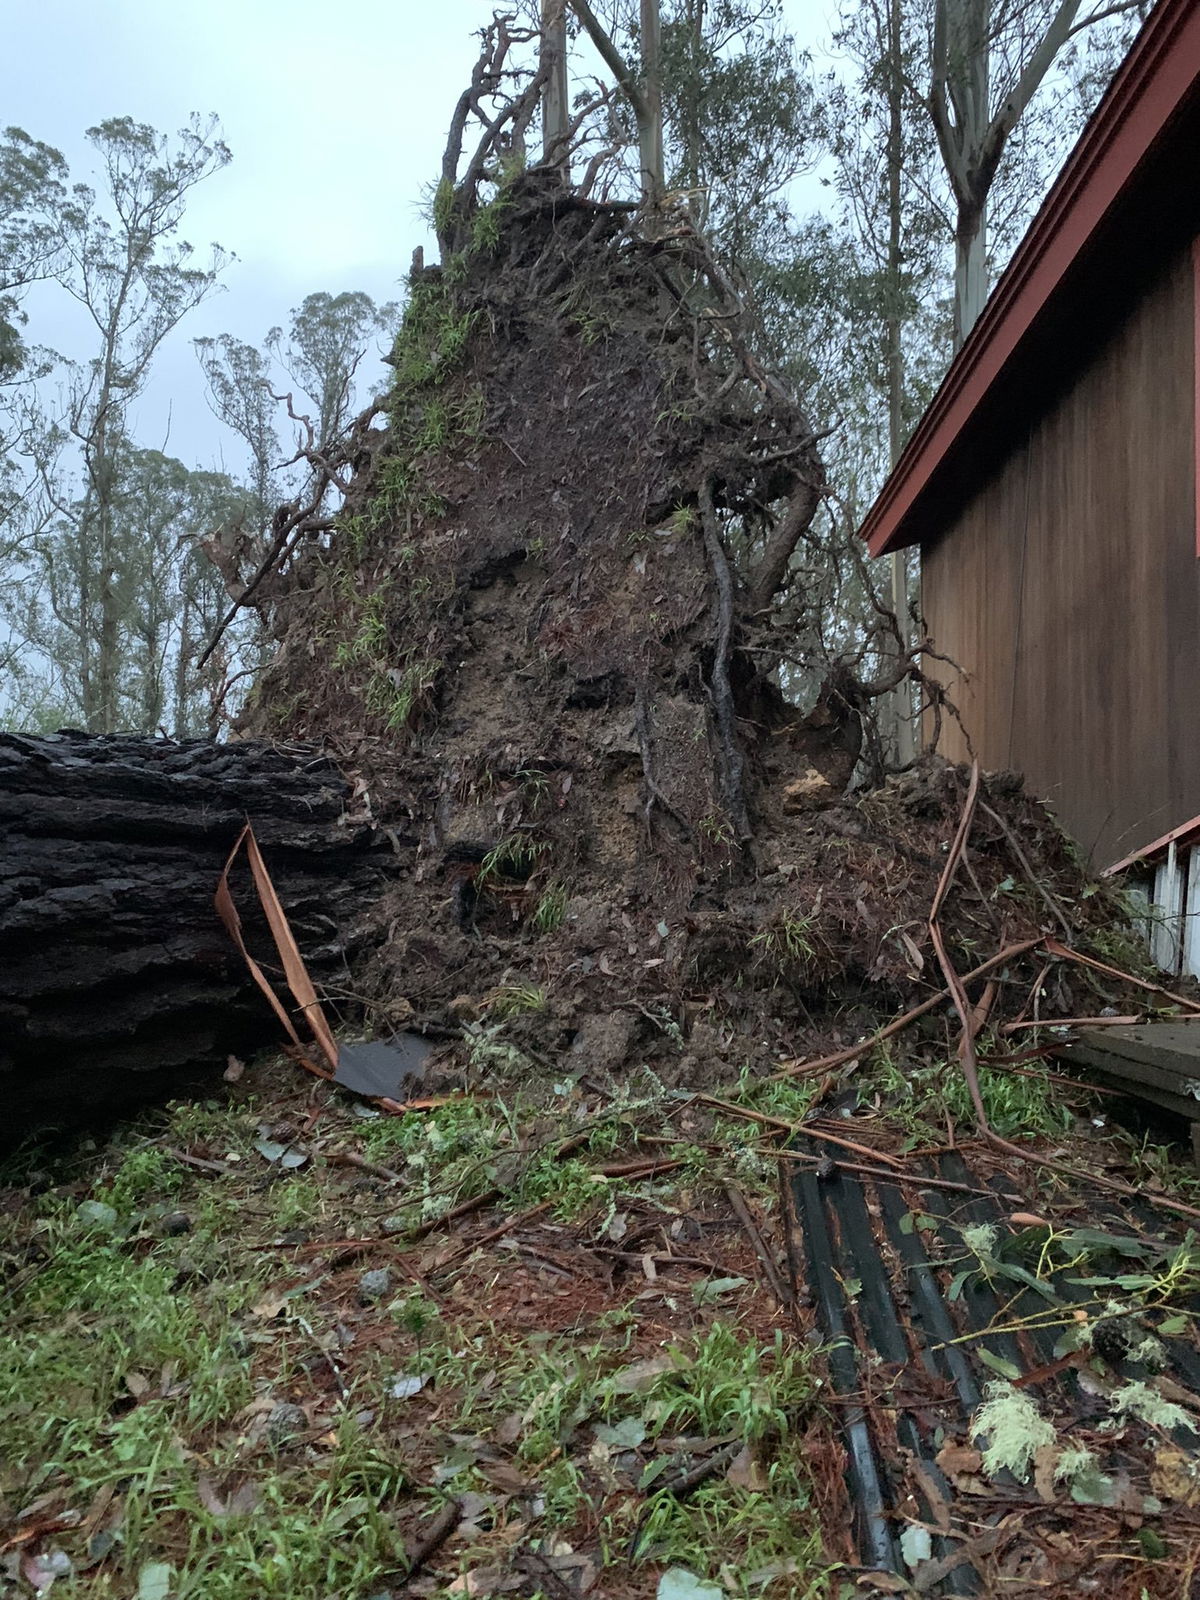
[751,912,818,970]
[364,658,441,733]
[478,834,548,888]
[486,983,547,1018]
[631,1461,826,1593]
[531,881,568,933]
[642,1324,813,1445]
[866,1043,1074,1143]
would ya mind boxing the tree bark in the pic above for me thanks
[568,0,664,206]
[882,0,915,763]
[0,732,391,1127]
[541,0,570,168]
[639,0,665,204]
[954,200,989,347]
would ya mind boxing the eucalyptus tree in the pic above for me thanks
[0,126,68,377]
[37,115,232,730]
[266,290,398,452]
[12,446,250,734]
[195,333,281,530]
[0,127,69,561]
[660,0,821,267]
[569,0,666,202]
[916,0,1146,345]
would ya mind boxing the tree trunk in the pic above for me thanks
[541,0,570,167]
[954,200,988,347]
[0,732,391,1127]
[639,0,664,204]
[881,0,915,764]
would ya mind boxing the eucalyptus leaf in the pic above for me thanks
[691,1276,747,1305]
[657,1567,724,1600]
[137,1563,173,1600]
[977,1348,1022,1381]
[594,1416,646,1449]
[899,1524,932,1570]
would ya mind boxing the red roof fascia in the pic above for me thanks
[1104,809,1200,876]
[861,0,1200,558]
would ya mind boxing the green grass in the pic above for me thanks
[531,882,567,934]
[631,1462,828,1594]
[0,1173,266,1509]
[865,1042,1076,1144]
[0,1077,836,1599]
[484,982,546,1018]
[431,1317,826,1590]
[0,1114,423,1598]
[477,834,548,888]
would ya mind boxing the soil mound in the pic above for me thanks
[238,173,1137,1083]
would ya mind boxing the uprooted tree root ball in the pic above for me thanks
[232,172,1141,1084]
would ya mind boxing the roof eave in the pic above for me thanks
[859,0,1200,559]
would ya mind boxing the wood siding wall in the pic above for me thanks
[923,242,1198,867]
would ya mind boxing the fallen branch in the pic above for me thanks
[403,1131,597,1242]
[698,478,750,842]
[628,1439,744,1557]
[435,1200,552,1269]
[164,1147,229,1176]
[725,1185,793,1308]
[772,1146,1023,1202]
[931,765,1200,1226]
[696,1092,905,1169]
[1043,937,1200,1014]
[403,1499,463,1581]
[773,937,1045,1078]
[999,1014,1142,1034]
[323,1150,406,1184]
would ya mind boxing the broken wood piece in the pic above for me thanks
[1000,1014,1142,1033]
[1056,1022,1200,1158]
[164,1146,230,1176]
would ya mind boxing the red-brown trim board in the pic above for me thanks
[860,0,1200,559]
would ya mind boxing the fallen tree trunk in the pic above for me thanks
[0,732,390,1126]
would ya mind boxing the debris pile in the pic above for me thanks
[229,174,1169,1105]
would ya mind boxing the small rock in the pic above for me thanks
[358,1268,392,1304]
[161,1210,192,1236]
[446,994,479,1022]
[380,1213,409,1236]
[76,1200,118,1233]
[266,1401,308,1447]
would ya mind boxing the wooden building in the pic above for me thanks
[861,0,1200,963]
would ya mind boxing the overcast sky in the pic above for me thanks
[6,0,833,477]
